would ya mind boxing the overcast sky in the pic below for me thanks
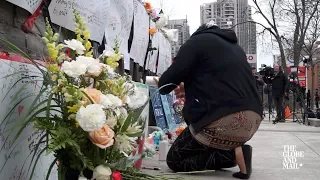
[147,0,274,67]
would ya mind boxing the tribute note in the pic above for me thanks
[130,0,150,66]
[0,58,56,180]
[6,0,42,13]
[48,0,109,42]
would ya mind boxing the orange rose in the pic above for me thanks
[149,28,157,35]
[89,125,115,149]
[84,88,103,104]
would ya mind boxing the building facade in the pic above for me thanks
[200,0,257,68]
[166,18,190,57]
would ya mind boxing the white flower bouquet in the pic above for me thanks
[0,12,183,180]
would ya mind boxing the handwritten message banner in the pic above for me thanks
[0,59,56,179]
[130,0,150,66]
[48,0,109,42]
[105,0,133,53]
[6,0,42,13]
[157,33,171,75]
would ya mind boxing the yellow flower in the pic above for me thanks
[68,114,76,120]
[58,79,64,85]
[85,41,92,50]
[51,74,58,81]
[61,87,67,93]
[52,86,59,93]
[83,30,90,39]
[68,104,82,113]
[85,50,93,57]
[64,93,73,102]
[46,64,59,72]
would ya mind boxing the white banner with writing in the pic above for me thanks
[0,59,56,180]
[105,0,133,52]
[157,33,172,75]
[6,0,42,13]
[130,0,150,66]
[48,0,109,42]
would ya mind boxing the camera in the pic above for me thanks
[259,64,274,84]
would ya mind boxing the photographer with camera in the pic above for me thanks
[252,67,265,100]
[271,64,288,123]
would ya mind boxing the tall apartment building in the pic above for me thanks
[166,18,190,57]
[200,0,257,68]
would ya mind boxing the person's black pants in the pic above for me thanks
[316,101,319,109]
[166,127,236,172]
[307,99,311,108]
[273,95,284,120]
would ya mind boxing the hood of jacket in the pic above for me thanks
[191,25,238,44]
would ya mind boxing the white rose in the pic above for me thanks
[92,165,112,180]
[64,39,86,55]
[76,104,106,132]
[87,62,103,77]
[60,60,87,78]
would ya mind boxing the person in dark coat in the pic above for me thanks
[307,89,311,108]
[252,67,265,101]
[155,21,263,179]
[315,89,319,109]
[271,65,288,123]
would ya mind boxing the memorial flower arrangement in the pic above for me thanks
[0,12,184,180]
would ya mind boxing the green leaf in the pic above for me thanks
[45,158,58,180]
[126,132,144,137]
[2,106,60,153]
[27,134,47,176]
[2,76,43,102]
[80,90,95,104]
[28,148,47,180]
[46,93,54,121]
[120,113,132,133]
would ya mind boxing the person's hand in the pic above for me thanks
[174,83,185,98]
[153,77,159,86]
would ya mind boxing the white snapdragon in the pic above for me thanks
[64,39,86,55]
[76,104,106,132]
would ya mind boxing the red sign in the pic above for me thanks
[300,80,306,87]
[287,66,306,77]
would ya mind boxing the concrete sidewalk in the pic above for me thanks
[143,119,320,180]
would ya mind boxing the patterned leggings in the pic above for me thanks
[166,127,236,172]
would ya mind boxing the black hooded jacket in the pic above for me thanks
[158,25,263,133]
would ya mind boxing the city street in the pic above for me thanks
[143,119,320,180]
